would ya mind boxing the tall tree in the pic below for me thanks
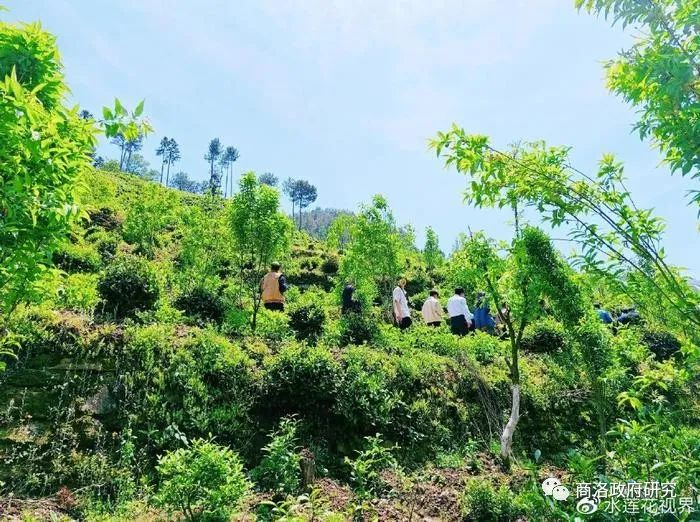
[327,195,406,308]
[259,172,278,187]
[169,171,203,194]
[282,178,298,220]
[423,226,444,270]
[577,0,700,207]
[431,127,700,335]
[221,146,239,198]
[111,133,143,171]
[156,136,170,184]
[204,138,223,195]
[165,138,181,187]
[451,228,583,464]
[295,180,318,229]
[229,172,293,330]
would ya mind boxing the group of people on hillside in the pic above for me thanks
[260,264,630,335]
[259,264,502,336]
[392,278,498,335]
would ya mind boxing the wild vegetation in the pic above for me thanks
[1,3,699,521]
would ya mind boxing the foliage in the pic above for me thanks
[0,19,95,313]
[320,255,339,274]
[229,172,293,329]
[174,286,225,324]
[520,317,567,354]
[251,417,302,496]
[641,328,681,362]
[283,178,318,229]
[155,439,250,521]
[97,256,160,319]
[327,195,406,308]
[122,182,180,257]
[576,0,700,206]
[423,226,444,270]
[431,127,700,336]
[339,309,378,346]
[53,240,102,273]
[460,479,522,522]
[258,172,278,187]
[288,299,326,344]
[344,434,397,499]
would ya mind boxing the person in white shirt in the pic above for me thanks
[392,278,412,330]
[421,290,443,327]
[447,287,473,336]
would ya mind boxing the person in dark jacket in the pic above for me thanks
[594,303,613,324]
[341,282,360,314]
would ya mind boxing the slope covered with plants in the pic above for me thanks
[1,3,699,521]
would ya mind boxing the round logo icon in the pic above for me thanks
[552,485,570,501]
[576,497,599,514]
[541,477,561,496]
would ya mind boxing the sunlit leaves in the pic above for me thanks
[432,125,700,332]
[101,98,152,141]
[578,0,700,206]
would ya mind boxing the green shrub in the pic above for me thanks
[337,348,398,433]
[460,479,521,521]
[641,329,681,361]
[87,229,119,262]
[300,257,321,271]
[345,434,397,499]
[339,311,378,346]
[256,308,294,344]
[251,417,301,496]
[320,256,339,274]
[53,241,101,272]
[288,301,326,344]
[57,273,100,313]
[155,439,250,521]
[261,344,340,421]
[174,286,225,324]
[87,206,122,232]
[97,256,160,319]
[521,318,567,354]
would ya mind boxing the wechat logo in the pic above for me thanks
[542,477,570,501]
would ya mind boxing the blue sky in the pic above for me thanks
[7,0,699,274]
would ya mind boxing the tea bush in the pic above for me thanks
[155,439,250,521]
[460,479,522,522]
[87,229,120,262]
[641,328,681,361]
[520,317,567,354]
[345,434,397,498]
[174,286,225,324]
[97,256,160,319]
[251,417,301,496]
[260,344,340,423]
[53,241,102,272]
[320,256,339,274]
[339,310,378,346]
[288,300,326,344]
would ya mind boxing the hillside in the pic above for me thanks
[1,170,698,521]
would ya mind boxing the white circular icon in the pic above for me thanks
[576,497,599,514]
[552,485,570,501]
[541,477,561,496]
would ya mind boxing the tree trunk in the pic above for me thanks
[500,384,520,464]
[159,160,165,185]
[166,161,172,187]
[300,448,316,487]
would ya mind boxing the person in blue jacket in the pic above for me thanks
[473,292,496,333]
[594,303,613,324]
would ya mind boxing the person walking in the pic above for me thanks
[447,287,472,336]
[260,262,288,311]
[594,303,613,324]
[342,282,360,314]
[392,278,412,330]
[473,291,496,333]
[421,290,443,327]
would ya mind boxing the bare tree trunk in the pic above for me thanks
[160,160,165,185]
[500,384,520,462]
[300,448,316,487]
[166,160,172,187]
